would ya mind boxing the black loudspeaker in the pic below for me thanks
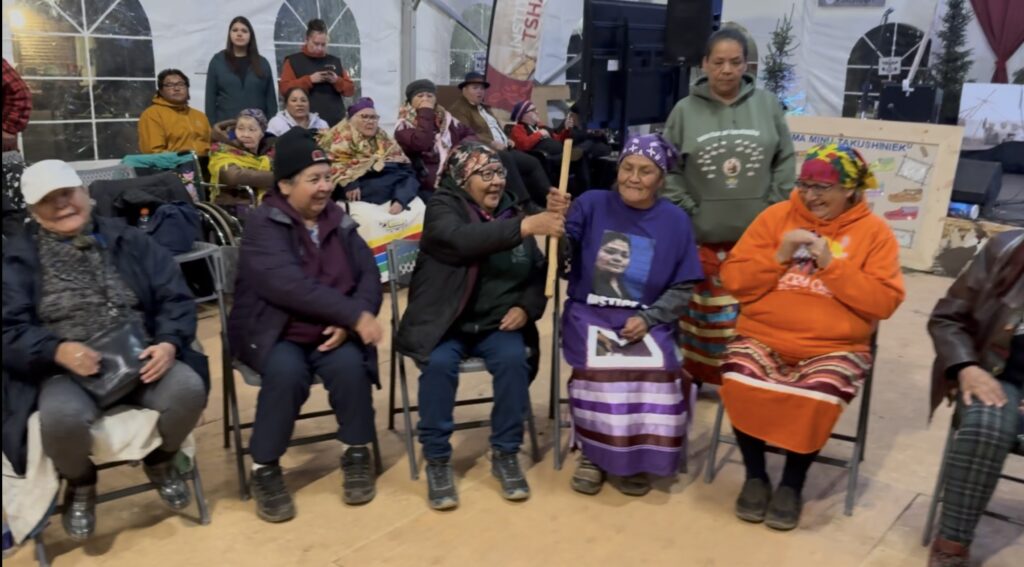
[664,0,722,66]
[878,84,942,123]
[952,158,1003,210]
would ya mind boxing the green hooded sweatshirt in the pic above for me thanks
[663,75,796,244]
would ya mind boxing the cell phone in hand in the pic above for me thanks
[324,64,337,73]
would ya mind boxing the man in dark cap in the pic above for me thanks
[448,72,553,207]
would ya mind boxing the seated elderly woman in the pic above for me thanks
[561,135,704,496]
[138,69,212,156]
[320,97,420,215]
[209,108,274,198]
[396,141,565,510]
[267,87,329,137]
[926,230,1023,567]
[508,100,571,155]
[718,144,905,530]
[227,127,384,523]
[2,160,208,542]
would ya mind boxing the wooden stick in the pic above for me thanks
[545,138,573,298]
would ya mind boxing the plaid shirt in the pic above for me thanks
[3,59,32,134]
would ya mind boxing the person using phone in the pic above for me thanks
[278,18,354,127]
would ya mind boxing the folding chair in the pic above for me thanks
[385,239,542,481]
[703,333,879,516]
[921,407,1024,545]
[33,456,210,567]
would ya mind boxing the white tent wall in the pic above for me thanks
[2,0,1021,162]
[723,0,1023,116]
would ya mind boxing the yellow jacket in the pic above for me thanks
[137,95,211,156]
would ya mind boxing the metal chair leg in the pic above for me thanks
[388,348,398,431]
[922,422,956,546]
[398,355,419,480]
[191,458,212,525]
[704,399,726,484]
[371,428,384,476]
[526,402,541,463]
[225,367,248,500]
[34,535,50,567]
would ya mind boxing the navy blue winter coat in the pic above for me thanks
[2,216,209,475]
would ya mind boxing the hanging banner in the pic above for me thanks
[484,0,546,111]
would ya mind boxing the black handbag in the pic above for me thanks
[71,319,148,408]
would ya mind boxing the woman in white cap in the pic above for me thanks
[2,160,209,542]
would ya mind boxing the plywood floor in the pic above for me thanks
[6,272,1022,566]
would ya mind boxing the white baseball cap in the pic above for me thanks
[20,160,86,206]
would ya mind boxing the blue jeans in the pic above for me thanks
[417,330,530,461]
[250,340,375,464]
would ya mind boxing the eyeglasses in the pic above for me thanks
[473,167,508,182]
[796,180,837,195]
[162,82,187,90]
[357,114,381,122]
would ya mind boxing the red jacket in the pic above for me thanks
[2,59,32,134]
[509,123,568,152]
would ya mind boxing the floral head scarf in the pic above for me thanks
[800,143,878,190]
[439,140,503,190]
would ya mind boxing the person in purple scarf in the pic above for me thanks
[227,127,384,522]
[562,134,704,496]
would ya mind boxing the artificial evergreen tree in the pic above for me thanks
[1013,68,1024,85]
[761,6,797,105]
[930,0,973,124]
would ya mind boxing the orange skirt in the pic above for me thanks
[720,336,872,454]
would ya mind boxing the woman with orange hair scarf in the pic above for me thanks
[717,144,905,531]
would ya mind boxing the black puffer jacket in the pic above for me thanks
[2,216,209,474]
[395,187,547,372]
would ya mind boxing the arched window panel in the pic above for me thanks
[274,0,362,96]
[7,0,156,161]
[449,3,492,84]
[841,23,930,117]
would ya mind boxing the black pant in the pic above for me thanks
[733,426,819,493]
[499,150,551,207]
[250,340,375,464]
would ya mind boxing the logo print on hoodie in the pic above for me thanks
[694,134,767,189]
[777,234,851,297]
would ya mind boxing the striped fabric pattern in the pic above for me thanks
[720,336,872,454]
[680,244,739,385]
[569,369,688,477]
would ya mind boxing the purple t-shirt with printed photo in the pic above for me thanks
[562,191,703,369]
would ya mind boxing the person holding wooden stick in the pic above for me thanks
[395,141,565,510]
[560,134,704,496]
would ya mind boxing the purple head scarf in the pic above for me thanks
[238,108,268,132]
[618,134,680,173]
[347,97,375,119]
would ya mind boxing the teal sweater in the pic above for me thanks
[204,51,278,124]
[663,75,795,244]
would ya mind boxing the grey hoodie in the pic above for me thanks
[663,75,795,244]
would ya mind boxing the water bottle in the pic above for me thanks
[138,207,151,231]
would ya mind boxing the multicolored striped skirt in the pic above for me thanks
[569,369,692,478]
[720,336,873,454]
[680,244,740,385]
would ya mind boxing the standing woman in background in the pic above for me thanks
[662,28,796,386]
[205,16,278,124]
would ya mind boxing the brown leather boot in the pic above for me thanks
[928,537,969,567]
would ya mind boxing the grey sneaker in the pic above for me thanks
[570,456,605,495]
[426,460,459,510]
[250,465,296,523]
[615,474,652,497]
[491,450,530,501]
[735,478,772,523]
[765,485,803,531]
[341,446,376,505]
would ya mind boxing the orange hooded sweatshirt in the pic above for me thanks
[720,188,905,361]
[137,95,211,156]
